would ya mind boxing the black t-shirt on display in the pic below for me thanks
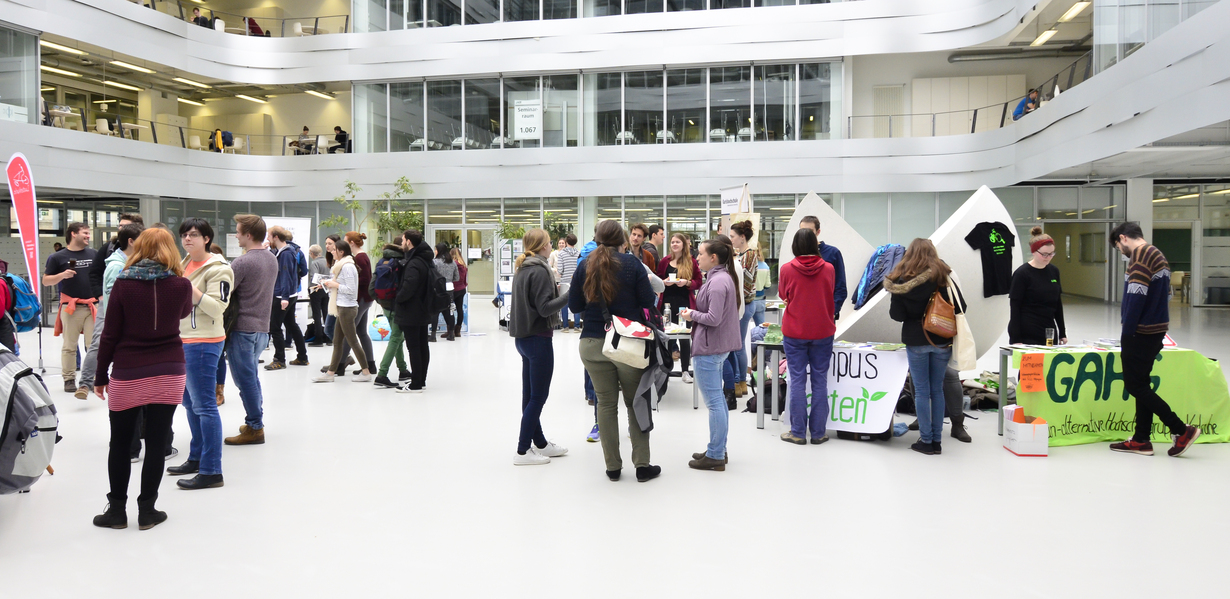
[45,247,98,300]
[964,221,1016,297]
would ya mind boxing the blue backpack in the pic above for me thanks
[369,256,403,310]
[221,131,234,147]
[4,275,41,333]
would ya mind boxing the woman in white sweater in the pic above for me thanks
[312,241,371,383]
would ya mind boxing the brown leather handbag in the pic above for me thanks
[923,278,958,346]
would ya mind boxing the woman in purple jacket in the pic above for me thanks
[681,237,743,472]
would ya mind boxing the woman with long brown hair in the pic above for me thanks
[886,238,965,456]
[569,220,660,482]
[333,232,376,373]
[656,233,702,384]
[450,247,468,337]
[93,228,194,530]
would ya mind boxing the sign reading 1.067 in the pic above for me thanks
[514,100,541,141]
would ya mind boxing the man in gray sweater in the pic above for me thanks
[224,214,278,447]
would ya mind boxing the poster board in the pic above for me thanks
[824,348,910,434]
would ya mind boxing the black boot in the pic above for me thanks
[92,495,127,529]
[635,465,661,483]
[951,421,972,443]
[137,498,167,530]
[176,473,224,490]
[445,329,455,341]
[453,324,463,337]
[725,388,737,411]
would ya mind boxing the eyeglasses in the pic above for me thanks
[181,231,202,239]
[1037,251,1055,258]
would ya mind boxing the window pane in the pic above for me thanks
[427,80,463,151]
[503,198,541,229]
[800,63,836,140]
[666,68,705,144]
[583,72,621,146]
[624,71,663,145]
[355,83,388,153]
[993,186,1036,225]
[756,0,794,6]
[666,195,708,249]
[429,198,463,224]
[465,198,501,225]
[390,81,424,152]
[754,65,795,141]
[504,76,541,148]
[754,194,795,269]
[595,197,622,223]
[1038,187,1079,219]
[465,0,500,23]
[584,0,621,16]
[1153,184,1199,220]
[544,75,579,147]
[543,197,578,241]
[890,193,936,245]
[505,0,540,21]
[713,0,750,8]
[391,0,423,28]
[937,191,969,225]
[1079,187,1118,219]
[667,0,703,10]
[544,0,577,18]
[465,79,501,150]
[428,0,463,26]
[710,66,751,143]
[627,0,664,13]
[845,193,889,248]
[624,196,663,235]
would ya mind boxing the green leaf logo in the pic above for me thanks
[861,387,870,401]
[870,391,888,402]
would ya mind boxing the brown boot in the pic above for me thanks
[735,381,748,397]
[224,425,265,446]
[215,384,225,406]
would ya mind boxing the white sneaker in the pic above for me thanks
[311,373,335,383]
[396,382,423,394]
[682,372,694,384]
[536,441,568,457]
[351,373,372,383]
[514,448,550,465]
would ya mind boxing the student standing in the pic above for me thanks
[373,238,410,389]
[799,216,847,321]
[656,234,701,384]
[1108,222,1201,457]
[81,213,142,400]
[221,215,277,446]
[166,218,233,490]
[646,225,664,263]
[307,244,331,346]
[449,247,468,336]
[43,222,98,395]
[333,232,377,373]
[725,220,757,399]
[508,229,571,465]
[682,238,742,471]
[265,226,309,369]
[777,229,836,445]
[886,239,965,456]
[569,220,660,483]
[432,243,459,341]
[1009,226,1067,345]
[92,228,193,530]
[556,234,581,331]
[628,224,658,270]
[395,230,435,392]
[312,241,371,383]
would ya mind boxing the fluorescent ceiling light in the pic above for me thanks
[624,208,654,212]
[235,95,267,104]
[173,77,212,89]
[92,99,117,104]
[103,80,142,91]
[40,86,54,92]
[40,41,85,55]
[177,98,205,107]
[1030,29,1058,47]
[305,90,334,100]
[1058,2,1091,22]
[1152,198,1170,203]
[110,60,155,74]
[464,210,496,213]
[1174,193,1199,200]
[40,65,81,77]
[1209,188,1230,195]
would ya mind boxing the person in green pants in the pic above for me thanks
[372,238,411,389]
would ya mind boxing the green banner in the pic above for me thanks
[1012,348,1230,447]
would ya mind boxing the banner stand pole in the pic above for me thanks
[37,322,44,374]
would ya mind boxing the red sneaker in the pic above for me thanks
[1168,426,1201,457]
[1110,439,1154,455]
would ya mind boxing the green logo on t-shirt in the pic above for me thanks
[988,230,1007,255]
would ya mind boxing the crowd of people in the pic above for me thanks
[28,210,1200,528]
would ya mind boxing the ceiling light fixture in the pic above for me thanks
[1152,198,1170,203]
[235,94,267,104]
[40,65,81,77]
[173,77,212,89]
[1058,2,1091,22]
[1174,193,1200,200]
[103,80,142,91]
[1030,29,1058,47]
[39,40,86,55]
[1209,188,1230,195]
[110,60,155,74]
[93,99,117,104]
[40,86,54,92]
[305,90,334,100]
[177,97,205,107]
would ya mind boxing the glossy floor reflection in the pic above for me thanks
[1,300,1227,598]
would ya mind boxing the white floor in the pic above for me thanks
[2,299,1229,598]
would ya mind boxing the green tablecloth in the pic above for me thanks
[1012,347,1230,446]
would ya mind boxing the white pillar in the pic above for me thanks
[1125,178,1153,240]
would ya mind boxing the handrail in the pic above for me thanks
[847,51,1093,139]
[133,0,350,36]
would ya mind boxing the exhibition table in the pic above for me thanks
[1000,346,1230,446]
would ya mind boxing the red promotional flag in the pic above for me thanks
[7,153,40,301]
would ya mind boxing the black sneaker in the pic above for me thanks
[398,371,412,382]
[635,465,661,483]
[373,375,397,389]
[910,440,936,455]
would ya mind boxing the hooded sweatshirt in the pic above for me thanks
[101,248,128,312]
[95,260,194,387]
[181,252,234,342]
[778,254,836,340]
[272,240,306,301]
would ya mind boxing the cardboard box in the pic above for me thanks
[1004,419,1049,457]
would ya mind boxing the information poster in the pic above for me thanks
[821,348,910,434]
[514,100,542,141]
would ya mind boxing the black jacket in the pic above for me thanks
[886,268,966,347]
[508,255,569,338]
[88,238,118,299]
[394,242,435,327]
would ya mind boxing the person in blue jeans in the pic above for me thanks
[683,238,743,471]
[508,229,571,465]
[222,214,278,446]
[722,221,759,401]
[886,238,965,456]
[777,229,837,445]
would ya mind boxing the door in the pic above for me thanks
[427,225,497,296]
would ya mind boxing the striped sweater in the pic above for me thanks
[1122,243,1170,337]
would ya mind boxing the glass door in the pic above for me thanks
[427,225,497,296]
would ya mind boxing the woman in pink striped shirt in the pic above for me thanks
[92,228,194,531]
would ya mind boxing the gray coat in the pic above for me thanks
[433,258,459,283]
[508,255,570,338]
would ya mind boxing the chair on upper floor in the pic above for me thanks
[188,135,205,151]
[94,119,113,136]
[224,137,245,154]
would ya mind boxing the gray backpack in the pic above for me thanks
[0,348,58,494]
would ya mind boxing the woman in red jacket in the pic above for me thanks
[656,234,702,384]
[777,228,836,446]
[92,228,194,530]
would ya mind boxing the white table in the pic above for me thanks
[117,122,148,139]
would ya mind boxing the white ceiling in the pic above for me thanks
[1038,122,1230,182]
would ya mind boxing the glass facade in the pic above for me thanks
[356,61,841,152]
[1094,0,1216,72]
[0,25,39,125]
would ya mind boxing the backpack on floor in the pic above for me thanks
[3,274,40,333]
[0,348,58,494]
[743,372,787,414]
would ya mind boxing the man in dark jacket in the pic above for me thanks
[394,229,435,393]
[265,225,308,369]
[800,215,847,321]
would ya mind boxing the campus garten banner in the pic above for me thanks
[1013,348,1230,446]
[6,152,39,300]
[824,347,910,434]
